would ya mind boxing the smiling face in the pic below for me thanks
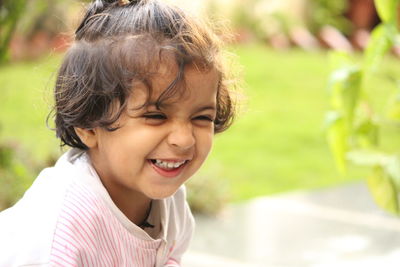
[76,61,219,210]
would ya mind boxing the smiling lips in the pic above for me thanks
[149,159,189,178]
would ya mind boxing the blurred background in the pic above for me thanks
[1,0,400,266]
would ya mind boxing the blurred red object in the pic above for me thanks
[9,32,72,61]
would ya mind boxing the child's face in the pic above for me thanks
[84,63,218,202]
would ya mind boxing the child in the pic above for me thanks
[0,0,236,266]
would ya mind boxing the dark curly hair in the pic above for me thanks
[52,0,237,150]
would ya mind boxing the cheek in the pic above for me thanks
[196,129,214,158]
[106,127,161,151]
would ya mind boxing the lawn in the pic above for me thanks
[202,45,365,200]
[0,54,61,161]
[1,44,396,202]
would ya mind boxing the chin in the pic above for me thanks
[146,187,180,200]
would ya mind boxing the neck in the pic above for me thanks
[112,188,152,225]
[88,151,152,226]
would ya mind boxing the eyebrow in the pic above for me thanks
[146,102,216,112]
[195,105,216,112]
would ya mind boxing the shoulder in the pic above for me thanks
[0,150,99,266]
[54,177,112,235]
[0,157,76,266]
[48,182,112,264]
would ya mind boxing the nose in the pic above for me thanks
[167,121,195,151]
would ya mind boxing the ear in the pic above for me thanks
[74,127,98,148]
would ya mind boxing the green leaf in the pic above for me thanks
[347,150,391,166]
[325,112,347,172]
[355,118,379,147]
[364,24,393,73]
[327,66,362,126]
[367,165,399,215]
[374,0,400,23]
[341,69,362,127]
[386,94,400,121]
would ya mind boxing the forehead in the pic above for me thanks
[129,60,219,108]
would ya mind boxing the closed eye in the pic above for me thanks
[193,115,214,122]
[143,113,167,120]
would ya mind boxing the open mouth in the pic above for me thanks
[149,159,189,177]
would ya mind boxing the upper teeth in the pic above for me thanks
[154,159,186,169]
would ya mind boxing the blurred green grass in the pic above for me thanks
[2,44,397,202]
[202,44,364,200]
[0,54,61,161]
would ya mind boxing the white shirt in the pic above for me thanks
[0,149,194,267]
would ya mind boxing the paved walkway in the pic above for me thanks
[183,182,400,267]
